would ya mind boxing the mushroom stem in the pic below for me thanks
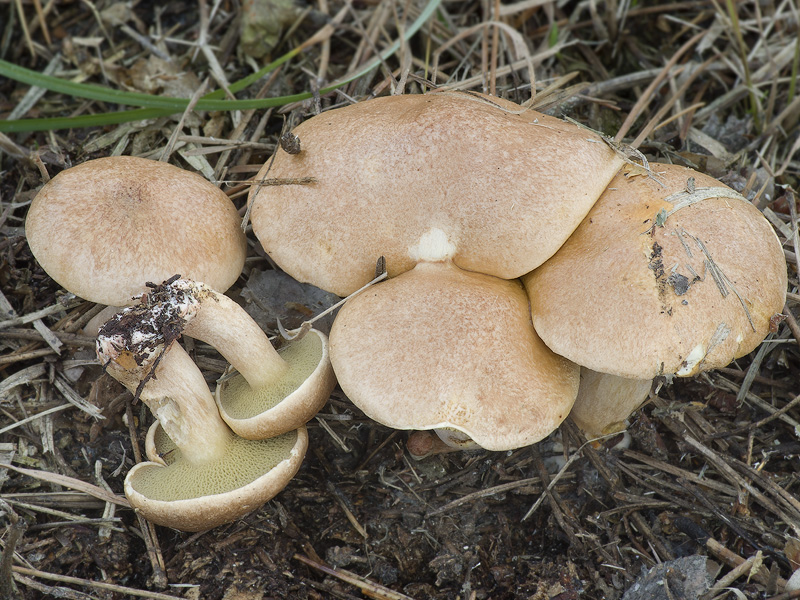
[165,279,290,388]
[97,329,231,466]
[569,369,653,437]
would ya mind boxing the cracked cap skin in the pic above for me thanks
[524,162,788,380]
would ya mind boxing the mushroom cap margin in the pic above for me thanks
[125,425,308,531]
[215,329,336,439]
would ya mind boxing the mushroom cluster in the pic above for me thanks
[23,93,789,527]
[248,91,788,448]
[26,156,335,530]
[248,91,630,448]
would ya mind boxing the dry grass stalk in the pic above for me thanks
[1,0,799,597]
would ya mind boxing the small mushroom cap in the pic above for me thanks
[26,156,246,305]
[249,93,624,296]
[406,430,464,460]
[570,369,652,437]
[525,163,788,379]
[215,329,336,439]
[126,425,308,531]
[330,261,579,450]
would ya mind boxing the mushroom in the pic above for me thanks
[248,92,624,296]
[329,231,579,451]
[786,569,800,593]
[524,162,787,429]
[137,277,335,439]
[247,93,623,451]
[126,424,307,532]
[25,156,246,308]
[97,299,306,531]
[525,162,787,379]
[406,430,469,460]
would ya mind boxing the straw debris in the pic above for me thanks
[0,0,798,598]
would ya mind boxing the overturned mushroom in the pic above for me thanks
[126,424,307,532]
[97,299,306,531]
[139,278,335,439]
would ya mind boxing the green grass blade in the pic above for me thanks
[0,0,442,133]
[0,108,176,133]
[0,58,316,111]
[0,59,197,110]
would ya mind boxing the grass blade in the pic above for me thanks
[0,0,442,133]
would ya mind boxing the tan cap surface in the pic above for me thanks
[249,93,624,296]
[525,163,788,379]
[26,156,246,305]
[126,424,307,531]
[330,261,579,450]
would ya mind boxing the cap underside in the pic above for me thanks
[131,429,299,502]
[215,330,336,439]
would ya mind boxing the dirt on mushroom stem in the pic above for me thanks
[96,279,200,400]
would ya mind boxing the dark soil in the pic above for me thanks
[1,1,799,599]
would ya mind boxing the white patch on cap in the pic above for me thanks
[408,228,456,262]
[677,344,705,376]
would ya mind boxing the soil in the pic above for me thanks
[1,1,799,599]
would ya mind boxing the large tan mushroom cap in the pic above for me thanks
[330,261,579,450]
[525,163,788,379]
[26,156,246,305]
[126,424,307,532]
[249,93,624,296]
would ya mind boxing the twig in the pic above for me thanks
[674,516,784,589]
[0,298,82,330]
[0,500,26,600]
[426,476,542,517]
[326,481,367,539]
[783,306,800,354]
[615,29,706,141]
[0,403,73,435]
[0,463,130,508]
[0,328,96,347]
[160,78,210,163]
[12,566,181,599]
[294,553,417,600]
[703,393,800,440]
